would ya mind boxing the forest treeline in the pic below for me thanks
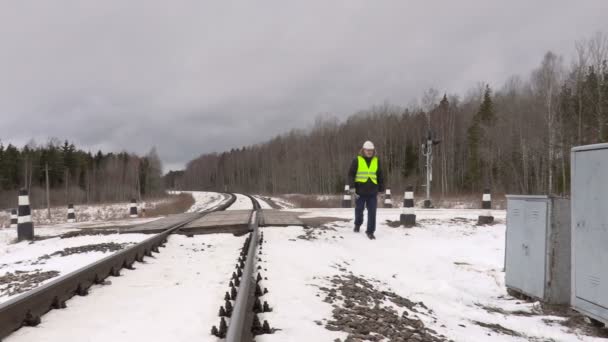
[178,32,608,197]
[0,139,164,209]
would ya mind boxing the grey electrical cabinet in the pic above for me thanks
[505,195,571,304]
[571,143,608,325]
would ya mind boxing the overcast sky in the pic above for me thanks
[1,1,607,171]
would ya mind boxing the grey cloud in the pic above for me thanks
[1,1,607,171]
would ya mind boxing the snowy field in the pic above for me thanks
[0,191,228,306]
[0,197,180,228]
[2,198,604,341]
[257,208,604,342]
[6,233,247,342]
[0,233,149,304]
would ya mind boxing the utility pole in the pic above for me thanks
[421,130,440,208]
[45,163,51,219]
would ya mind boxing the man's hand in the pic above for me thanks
[349,188,359,199]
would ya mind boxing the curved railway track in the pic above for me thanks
[0,193,237,340]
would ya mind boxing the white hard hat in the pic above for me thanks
[362,141,375,149]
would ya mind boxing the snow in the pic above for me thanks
[0,191,229,305]
[182,191,228,213]
[0,217,158,257]
[267,196,295,209]
[1,198,178,228]
[252,195,296,209]
[0,233,149,304]
[6,233,247,342]
[253,195,274,209]
[226,193,253,210]
[315,194,340,201]
[2,203,603,341]
[256,208,602,342]
[0,191,226,229]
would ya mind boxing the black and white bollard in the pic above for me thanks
[342,185,351,208]
[477,189,494,225]
[17,189,34,241]
[383,189,392,208]
[402,186,414,208]
[400,186,416,227]
[10,209,18,228]
[129,199,138,218]
[67,204,76,223]
[482,189,492,209]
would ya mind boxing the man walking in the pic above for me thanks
[348,140,385,239]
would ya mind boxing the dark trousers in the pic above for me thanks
[354,193,377,233]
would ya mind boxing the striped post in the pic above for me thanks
[17,189,34,241]
[477,188,494,225]
[10,209,18,228]
[383,189,392,208]
[400,186,416,227]
[342,185,351,208]
[67,204,76,223]
[129,199,138,218]
[482,189,492,209]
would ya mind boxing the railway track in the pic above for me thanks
[212,194,274,341]
[0,193,237,340]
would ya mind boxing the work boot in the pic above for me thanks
[353,225,360,233]
[366,232,376,240]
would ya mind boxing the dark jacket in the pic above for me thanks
[348,154,385,195]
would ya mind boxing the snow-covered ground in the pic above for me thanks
[0,216,160,242]
[0,218,160,305]
[226,193,253,210]
[253,195,274,209]
[0,198,179,228]
[267,196,295,209]
[252,195,296,209]
[183,191,228,212]
[2,201,603,341]
[257,208,604,342]
[0,233,149,304]
[0,191,229,306]
[6,233,247,342]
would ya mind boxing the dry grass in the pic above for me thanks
[280,194,341,208]
[427,192,507,209]
[277,192,506,209]
[0,193,195,227]
[144,193,195,217]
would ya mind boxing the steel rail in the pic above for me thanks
[225,195,260,342]
[0,193,236,340]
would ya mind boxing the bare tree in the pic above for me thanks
[532,51,564,194]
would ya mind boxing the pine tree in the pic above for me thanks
[2,144,21,189]
[465,117,481,190]
[439,94,449,113]
[402,142,418,178]
[602,60,608,142]
[478,85,496,125]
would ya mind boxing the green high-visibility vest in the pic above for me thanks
[355,156,378,184]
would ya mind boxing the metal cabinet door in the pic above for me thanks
[573,149,608,309]
[521,200,547,299]
[506,199,525,290]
